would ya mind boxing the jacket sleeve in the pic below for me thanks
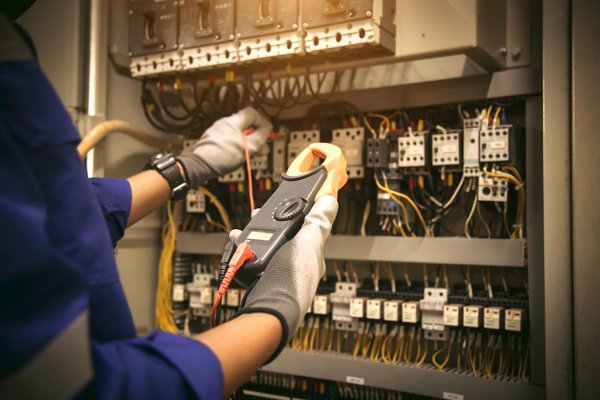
[89,177,132,247]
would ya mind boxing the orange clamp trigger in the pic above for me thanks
[286,142,348,200]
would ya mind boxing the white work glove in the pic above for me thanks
[230,195,339,361]
[177,107,272,187]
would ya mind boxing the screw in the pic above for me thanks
[511,47,522,60]
[292,23,298,30]
[228,34,235,40]
[215,34,221,40]
[499,47,507,55]
[237,33,242,38]
[366,10,372,17]
[128,9,133,15]
[276,23,283,30]
[303,22,309,28]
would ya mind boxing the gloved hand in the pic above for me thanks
[177,107,272,187]
[229,195,339,361]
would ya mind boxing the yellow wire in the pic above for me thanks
[375,174,430,236]
[198,187,232,231]
[155,202,178,333]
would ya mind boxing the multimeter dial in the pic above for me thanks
[273,197,307,221]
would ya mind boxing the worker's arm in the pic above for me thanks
[194,313,282,396]
[123,107,272,227]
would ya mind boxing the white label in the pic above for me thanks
[407,146,423,155]
[345,148,359,157]
[172,284,186,302]
[490,140,507,150]
[346,376,365,385]
[440,144,458,154]
[443,392,464,400]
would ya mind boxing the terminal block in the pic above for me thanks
[478,174,508,202]
[331,127,365,179]
[186,189,206,213]
[463,118,481,177]
[366,138,390,168]
[420,288,448,340]
[218,166,245,183]
[432,130,461,167]
[398,131,429,168]
[330,282,359,331]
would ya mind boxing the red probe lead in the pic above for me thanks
[210,242,255,327]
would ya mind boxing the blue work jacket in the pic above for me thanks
[0,22,223,399]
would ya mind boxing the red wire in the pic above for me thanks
[242,130,255,214]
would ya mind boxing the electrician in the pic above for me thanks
[0,3,339,399]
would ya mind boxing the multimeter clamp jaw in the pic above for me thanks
[234,167,327,286]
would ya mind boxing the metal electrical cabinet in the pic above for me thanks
[16,0,600,399]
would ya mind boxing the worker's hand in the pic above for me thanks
[177,107,272,188]
[231,195,339,361]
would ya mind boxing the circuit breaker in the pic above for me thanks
[186,189,206,213]
[331,127,365,178]
[186,272,213,317]
[420,288,448,340]
[129,0,179,77]
[330,282,359,331]
[301,0,396,61]
[236,0,301,63]
[179,0,237,71]
[432,130,461,167]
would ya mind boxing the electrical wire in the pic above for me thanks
[155,201,178,333]
[242,129,255,214]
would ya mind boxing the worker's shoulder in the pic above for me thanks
[0,13,34,64]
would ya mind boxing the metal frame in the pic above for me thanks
[177,233,525,267]
[263,349,545,400]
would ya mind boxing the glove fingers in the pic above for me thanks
[229,229,242,242]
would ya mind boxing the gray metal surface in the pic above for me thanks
[571,1,600,398]
[177,233,525,267]
[542,0,574,398]
[263,349,545,400]
[525,97,546,385]
[276,67,541,119]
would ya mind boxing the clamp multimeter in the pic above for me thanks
[233,142,348,287]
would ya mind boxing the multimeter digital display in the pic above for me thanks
[233,166,328,287]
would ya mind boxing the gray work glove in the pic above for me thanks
[177,107,272,187]
[230,195,339,361]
